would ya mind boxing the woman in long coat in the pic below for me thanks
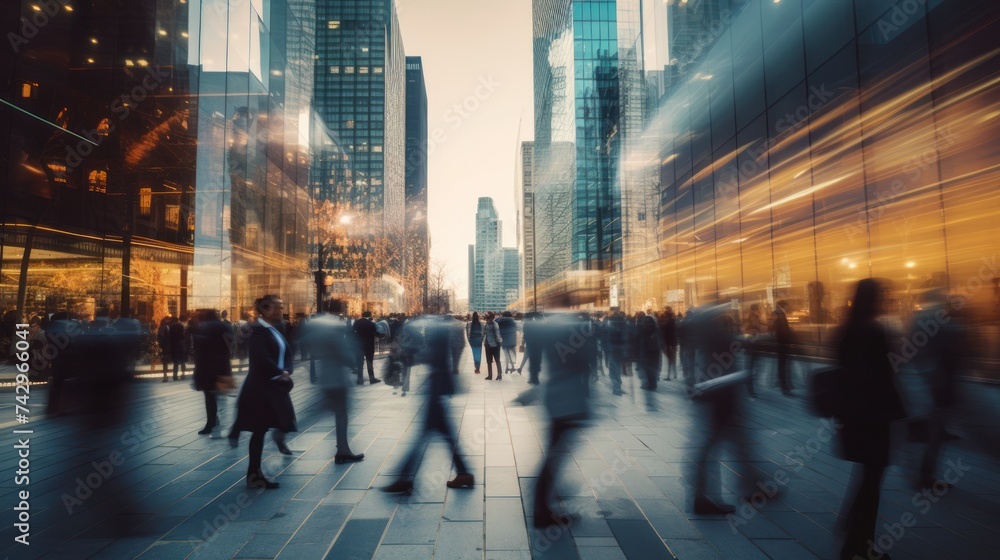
[231,295,297,489]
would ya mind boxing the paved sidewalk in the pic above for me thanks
[0,352,997,559]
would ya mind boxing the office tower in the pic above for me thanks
[314,0,406,229]
[474,197,505,311]
[518,142,537,309]
[405,55,429,310]
[503,247,522,308]
[533,0,630,306]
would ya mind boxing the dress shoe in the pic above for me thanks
[533,512,574,529]
[497,374,502,381]
[228,435,239,448]
[276,442,292,455]
[484,375,493,380]
[382,479,414,493]
[693,497,736,515]
[475,369,480,374]
[446,473,474,488]
[334,453,365,464]
[246,472,279,489]
[369,378,382,385]
[198,427,213,435]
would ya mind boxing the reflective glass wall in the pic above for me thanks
[0,0,318,327]
[622,0,1000,363]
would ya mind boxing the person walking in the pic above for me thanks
[497,311,518,374]
[636,310,662,391]
[301,313,365,464]
[383,317,475,493]
[659,307,678,380]
[517,312,543,385]
[352,311,381,385]
[230,295,298,489]
[834,279,907,560]
[467,312,484,374]
[168,314,188,381]
[483,312,503,381]
[192,309,233,436]
[773,307,795,396]
[157,316,172,381]
[533,312,596,528]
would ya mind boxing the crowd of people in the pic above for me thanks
[7,276,975,559]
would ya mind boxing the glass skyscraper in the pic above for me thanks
[0,0,323,322]
[533,0,626,287]
[405,55,429,310]
[313,0,405,229]
[621,0,1000,369]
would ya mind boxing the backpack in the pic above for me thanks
[809,366,842,417]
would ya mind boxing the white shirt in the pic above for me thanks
[257,318,288,377]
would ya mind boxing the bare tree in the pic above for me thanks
[426,260,452,315]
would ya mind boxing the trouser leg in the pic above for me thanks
[248,431,265,474]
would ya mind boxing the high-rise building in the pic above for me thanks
[622,0,1000,373]
[405,55,429,310]
[473,197,503,311]
[533,0,629,305]
[503,248,522,308]
[517,142,536,309]
[314,0,406,229]
[0,0,325,321]
[468,244,476,309]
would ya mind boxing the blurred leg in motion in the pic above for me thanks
[471,345,482,373]
[534,419,576,526]
[199,391,218,434]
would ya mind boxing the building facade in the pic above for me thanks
[405,55,429,311]
[0,0,322,325]
[517,142,536,309]
[313,0,405,228]
[622,0,1000,361]
[503,247,522,309]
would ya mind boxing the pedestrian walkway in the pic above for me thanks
[0,351,997,559]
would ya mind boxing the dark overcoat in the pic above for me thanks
[232,322,297,433]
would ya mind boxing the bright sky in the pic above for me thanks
[397,0,534,302]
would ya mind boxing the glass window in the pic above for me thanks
[803,0,855,73]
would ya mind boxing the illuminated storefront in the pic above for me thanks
[622,0,1000,359]
[1,0,323,325]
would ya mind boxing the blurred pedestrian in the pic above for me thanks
[192,309,233,437]
[907,289,963,489]
[834,279,907,560]
[773,307,794,396]
[659,307,678,381]
[636,310,662,390]
[352,311,382,385]
[156,316,171,381]
[447,315,466,374]
[483,312,503,380]
[742,303,767,397]
[497,311,518,374]
[533,312,596,528]
[690,305,754,515]
[302,313,365,464]
[230,295,298,489]
[383,317,475,493]
[467,312,484,374]
[517,312,543,385]
[168,314,188,381]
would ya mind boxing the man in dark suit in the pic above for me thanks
[192,309,233,436]
[168,314,188,380]
[229,295,297,489]
[352,311,381,385]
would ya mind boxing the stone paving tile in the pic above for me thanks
[433,521,484,559]
[485,497,530,551]
[373,543,435,559]
[381,502,441,545]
